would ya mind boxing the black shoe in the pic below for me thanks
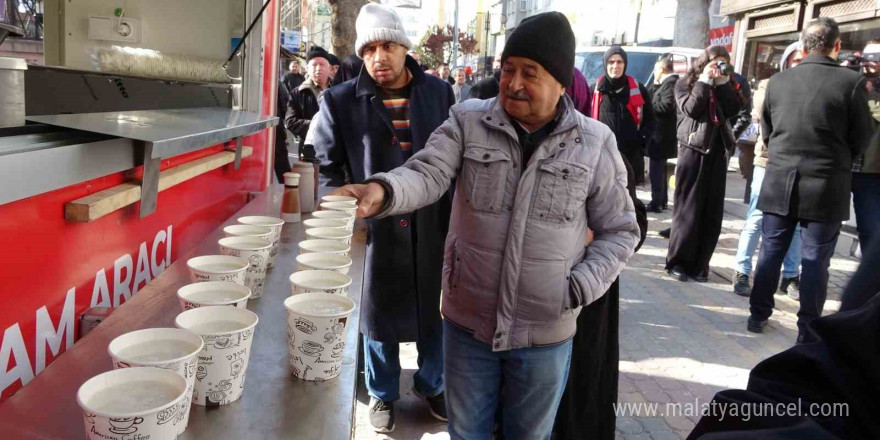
[690,270,709,283]
[659,228,671,239]
[662,204,668,211]
[747,316,768,333]
[667,266,687,282]
[646,202,663,213]
[780,276,800,301]
[733,272,751,296]
[414,388,448,422]
[369,397,395,433]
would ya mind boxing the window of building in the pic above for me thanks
[519,0,527,12]
[741,19,880,84]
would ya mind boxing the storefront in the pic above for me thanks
[722,0,880,82]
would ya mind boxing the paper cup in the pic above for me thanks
[296,253,352,275]
[237,216,284,270]
[311,210,355,232]
[108,328,204,435]
[77,367,188,440]
[175,306,259,407]
[223,224,274,242]
[298,239,350,257]
[320,202,358,217]
[187,255,249,285]
[321,195,358,206]
[305,227,353,246]
[177,281,252,310]
[302,218,347,231]
[218,236,272,298]
[289,270,352,296]
[284,292,356,381]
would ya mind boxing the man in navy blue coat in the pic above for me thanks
[309,3,454,433]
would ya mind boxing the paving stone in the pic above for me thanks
[650,430,685,440]
[617,417,646,434]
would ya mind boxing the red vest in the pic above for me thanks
[591,75,645,127]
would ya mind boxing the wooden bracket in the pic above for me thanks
[65,146,253,222]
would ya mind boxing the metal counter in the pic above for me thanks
[0,186,365,440]
[26,108,278,217]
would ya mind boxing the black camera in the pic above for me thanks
[716,61,735,76]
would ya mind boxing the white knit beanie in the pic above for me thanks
[355,3,412,58]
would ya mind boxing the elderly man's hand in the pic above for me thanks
[328,183,386,219]
[585,228,595,246]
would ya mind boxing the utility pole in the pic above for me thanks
[451,0,459,68]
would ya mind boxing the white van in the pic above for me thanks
[576,46,704,88]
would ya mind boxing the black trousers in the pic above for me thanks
[553,279,619,440]
[750,213,840,333]
[273,127,292,183]
[666,146,727,275]
[648,158,668,208]
[620,148,645,187]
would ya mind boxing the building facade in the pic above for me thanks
[723,0,880,81]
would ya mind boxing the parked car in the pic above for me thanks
[576,46,704,88]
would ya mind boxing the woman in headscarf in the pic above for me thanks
[567,67,592,116]
[591,46,655,185]
[665,46,744,282]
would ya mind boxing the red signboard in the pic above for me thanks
[709,25,735,52]
[0,1,280,403]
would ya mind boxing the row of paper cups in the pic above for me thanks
[285,196,359,382]
[74,197,360,440]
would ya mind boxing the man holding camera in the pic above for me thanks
[747,18,873,343]
[851,39,880,254]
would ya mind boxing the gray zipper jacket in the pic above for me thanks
[370,96,639,351]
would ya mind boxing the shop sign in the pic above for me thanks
[0,226,173,400]
[709,25,735,51]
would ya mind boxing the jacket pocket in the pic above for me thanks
[516,256,568,323]
[462,145,511,213]
[531,160,591,224]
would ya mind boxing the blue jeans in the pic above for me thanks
[363,330,444,402]
[735,166,802,278]
[852,172,880,253]
[750,213,840,333]
[443,321,572,440]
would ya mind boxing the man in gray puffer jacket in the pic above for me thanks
[331,12,639,439]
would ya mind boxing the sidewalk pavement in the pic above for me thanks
[352,167,862,440]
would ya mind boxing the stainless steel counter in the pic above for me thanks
[0,186,364,440]
[27,108,278,160]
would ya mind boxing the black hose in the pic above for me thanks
[223,0,273,70]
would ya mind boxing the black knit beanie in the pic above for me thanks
[501,12,575,88]
[306,46,330,63]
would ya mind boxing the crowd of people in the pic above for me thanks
[273,3,879,439]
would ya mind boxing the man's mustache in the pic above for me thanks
[505,89,529,100]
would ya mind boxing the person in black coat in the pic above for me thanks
[282,60,305,93]
[748,18,874,341]
[332,54,365,86]
[285,49,331,156]
[467,68,501,100]
[646,55,679,212]
[310,5,455,428]
[553,156,648,440]
[591,46,655,186]
[665,45,743,283]
[274,79,293,182]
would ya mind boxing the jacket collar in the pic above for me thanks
[356,55,426,98]
[798,54,840,67]
[297,77,324,94]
